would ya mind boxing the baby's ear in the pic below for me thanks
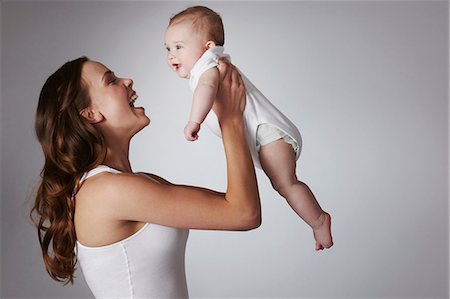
[205,41,216,49]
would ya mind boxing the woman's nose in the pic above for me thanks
[124,78,133,88]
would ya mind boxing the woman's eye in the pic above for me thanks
[109,78,117,85]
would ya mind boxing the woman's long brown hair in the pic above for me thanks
[31,57,106,284]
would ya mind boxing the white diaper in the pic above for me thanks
[256,123,300,156]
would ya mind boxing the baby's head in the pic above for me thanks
[164,6,224,78]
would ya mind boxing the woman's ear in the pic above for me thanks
[205,41,216,50]
[79,107,103,124]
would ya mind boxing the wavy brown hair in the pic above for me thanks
[31,56,106,284]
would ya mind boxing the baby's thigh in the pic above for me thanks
[258,135,298,186]
[256,123,299,157]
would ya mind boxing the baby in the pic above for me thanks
[164,6,333,250]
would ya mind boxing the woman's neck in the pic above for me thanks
[102,139,133,173]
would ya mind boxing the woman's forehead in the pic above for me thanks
[82,61,110,84]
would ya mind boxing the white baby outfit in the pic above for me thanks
[189,46,302,169]
[75,165,190,299]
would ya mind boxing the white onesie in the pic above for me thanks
[189,46,303,169]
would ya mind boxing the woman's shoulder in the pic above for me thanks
[75,171,122,207]
[136,172,173,186]
[76,169,173,205]
[74,171,155,224]
[74,170,151,247]
[78,170,147,195]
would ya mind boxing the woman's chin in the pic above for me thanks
[132,119,150,137]
[142,116,151,129]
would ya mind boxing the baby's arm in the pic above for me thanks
[185,67,220,141]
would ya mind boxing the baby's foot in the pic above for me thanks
[311,212,333,251]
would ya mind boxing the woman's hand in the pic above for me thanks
[213,59,246,122]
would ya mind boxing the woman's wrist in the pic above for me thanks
[218,114,244,132]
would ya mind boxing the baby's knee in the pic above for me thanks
[271,180,295,197]
[272,180,307,198]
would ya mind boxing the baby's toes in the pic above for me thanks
[315,242,324,251]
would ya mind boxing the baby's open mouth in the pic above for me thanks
[172,63,181,71]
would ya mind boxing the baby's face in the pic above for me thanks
[164,22,208,79]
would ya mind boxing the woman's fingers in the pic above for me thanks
[214,59,246,120]
[229,64,245,111]
[218,59,244,90]
[231,64,239,86]
[218,59,231,85]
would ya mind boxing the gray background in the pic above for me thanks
[1,1,448,298]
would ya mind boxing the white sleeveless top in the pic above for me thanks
[189,46,303,169]
[75,165,190,299]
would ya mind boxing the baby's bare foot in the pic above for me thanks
[311,212,333,251]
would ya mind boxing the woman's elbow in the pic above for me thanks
[245,216,262,231]
[239,210,262,231]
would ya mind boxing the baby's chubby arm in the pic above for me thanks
[190,67,220,123]
[185,67,220,141]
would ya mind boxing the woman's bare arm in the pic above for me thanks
[84,60,260,231]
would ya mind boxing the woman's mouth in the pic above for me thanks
[129,93,138,107]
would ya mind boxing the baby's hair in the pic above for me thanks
[169,6,225,46]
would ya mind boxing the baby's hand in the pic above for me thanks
[184,121,201,141]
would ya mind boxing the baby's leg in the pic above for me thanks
[259,139,333,250]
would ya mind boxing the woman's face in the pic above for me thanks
[81,61,150,138]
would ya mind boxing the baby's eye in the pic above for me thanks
[165,47,170,52]
[175,45,182,50]
[109,77,117,85]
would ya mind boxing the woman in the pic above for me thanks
[31,56,260,298]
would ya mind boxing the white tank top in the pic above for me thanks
[75,165,190,298]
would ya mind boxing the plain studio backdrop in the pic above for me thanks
[1,1,448,298]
